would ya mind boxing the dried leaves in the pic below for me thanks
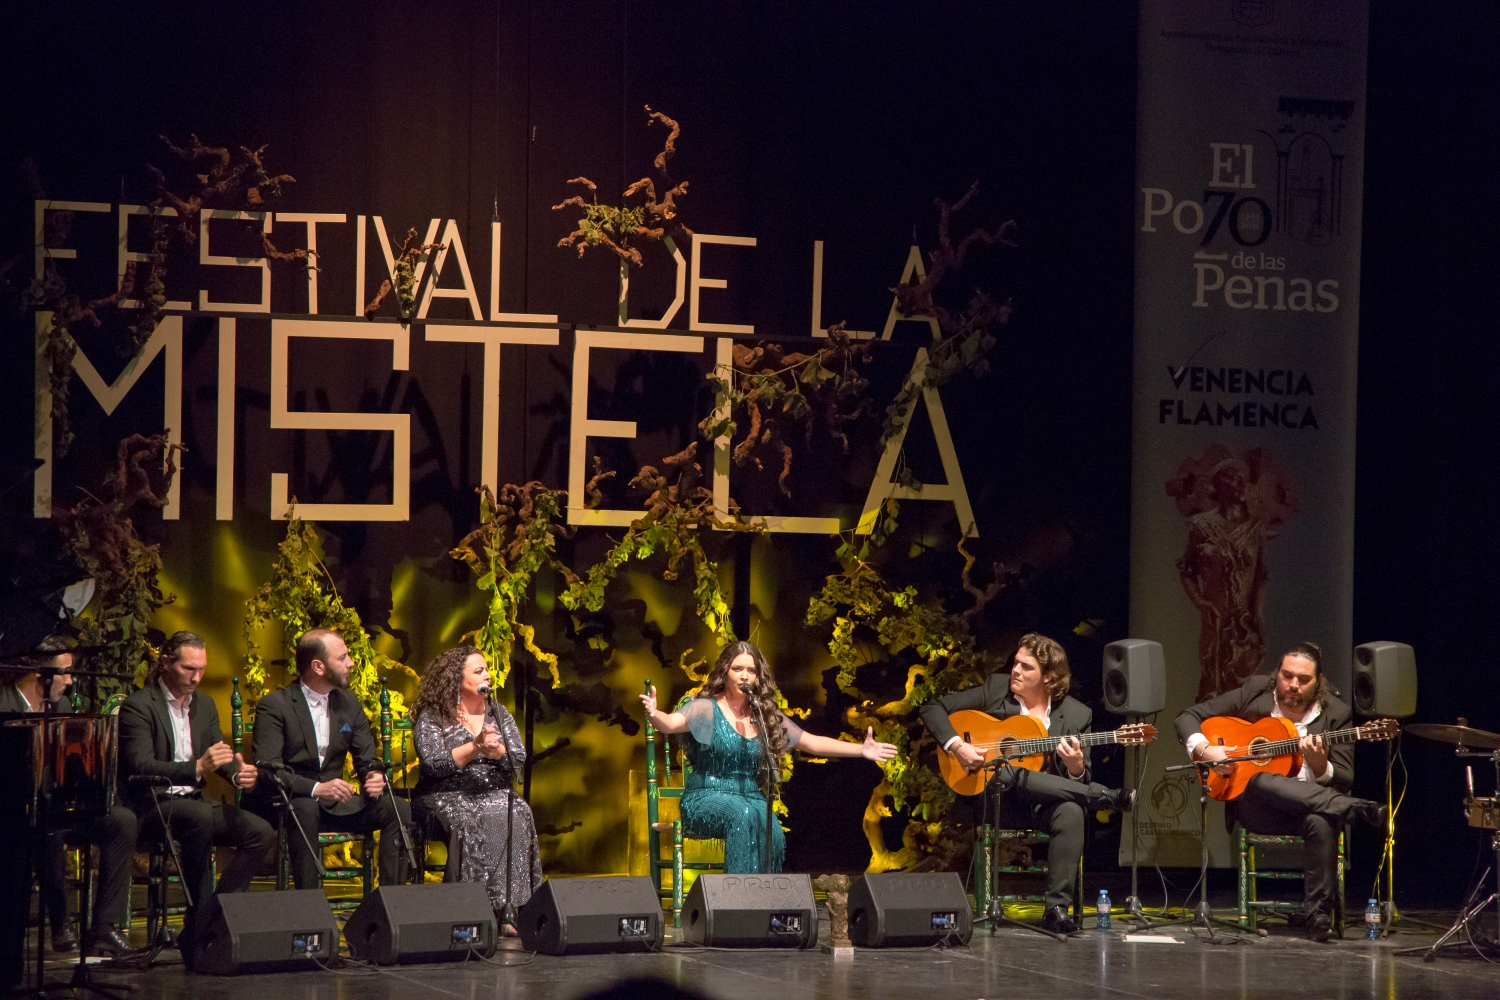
[554,105,691,267]
[700,325,875,497]
[362,227,443,322]
[153,134,296,241]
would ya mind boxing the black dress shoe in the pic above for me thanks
[50,923,78,953]
[1351,800,1389,831]
[1112,788,1137,813]
[1042,905,1077,935]
[1305,910,1332,943]
[82,923,131,957]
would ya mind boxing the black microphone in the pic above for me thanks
[738,682,752,694]
[127,774,173,787]
[477,682,493,697]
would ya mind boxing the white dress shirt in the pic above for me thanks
[159,679,196,795]
[300,682,331,797]
[1184,697,1336,785]
[945,698,1087,781]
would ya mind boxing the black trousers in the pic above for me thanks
[990,768,1111,910]
[277,793,411,891]
[42,806,138,930]
[138,796,275,915]
[1230,773,1358,916]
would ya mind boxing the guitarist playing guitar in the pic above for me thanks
[920,633,1136,936]
[1177,640,1389,943]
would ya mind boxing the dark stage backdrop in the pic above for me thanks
[0,3,1495,907]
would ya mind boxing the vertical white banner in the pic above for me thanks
[1127,0,1368,867]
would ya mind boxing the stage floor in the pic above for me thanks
[26,908,1500,1000]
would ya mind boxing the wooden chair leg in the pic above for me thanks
[1236,826,1252,931]
[672,821,685,929]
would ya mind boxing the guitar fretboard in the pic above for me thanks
[1215,725,1388,759]
[974,729,1134,756]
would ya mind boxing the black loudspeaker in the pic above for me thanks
[344,883,497,965]
[516,876,663,955]
[191,889,337,975]
[1353,642,1417,718]
[847,872,973,947]
[1102,639,1166,715]
[682,873,817,948]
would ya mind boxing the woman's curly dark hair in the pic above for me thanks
[697,641,790,759]
[411,645,482,724]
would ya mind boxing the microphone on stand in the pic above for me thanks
[478,681,493,697]
[127,774,173,787]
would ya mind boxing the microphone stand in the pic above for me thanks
[743,686,779,874]
[141,779,193,952]
[261,764,326,882]
[1148,759,1258,940]
[975,750,1073,940]
[481,687,520,935]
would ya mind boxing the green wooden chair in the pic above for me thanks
[1235,825,1346,935]
[973,824,1084,932]
[232,677,399,909]
[644,683,725,927]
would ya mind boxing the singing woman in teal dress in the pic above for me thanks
[640,640,898,873]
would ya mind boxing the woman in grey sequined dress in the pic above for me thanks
[411,646,542,916]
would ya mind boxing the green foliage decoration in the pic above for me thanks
[450,482,571,690]
[243,509,416,719]
[54,433,182,699]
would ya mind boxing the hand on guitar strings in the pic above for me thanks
[1055,735,1086,778]
[1195,743,1237,776]
[1297,733,1329,775]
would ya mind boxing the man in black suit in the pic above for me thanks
[1176,640,1385,942]
[248,628,410,890]
[1,639,138,956]
[920,633,1133,934]
[117,631,273,959]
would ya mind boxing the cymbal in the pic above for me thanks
[1405,723,1500,750]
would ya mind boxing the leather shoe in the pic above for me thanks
[50,923,78,953]
[1305,910,1332,943]
[1111,788,1137,813]
[82,923,131,957]
[1041,904,1077,935]
[1351,800,1389,831]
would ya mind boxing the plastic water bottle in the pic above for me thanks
[1365,899,1381,939]
[1096,890,1112,930]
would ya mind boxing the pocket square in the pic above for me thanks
[339,723,352,734]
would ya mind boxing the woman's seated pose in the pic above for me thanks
[640,640,898,873]
[411,646,542,918]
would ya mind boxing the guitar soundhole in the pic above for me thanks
[1247,735,1274,766]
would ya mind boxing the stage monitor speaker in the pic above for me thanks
[1102,639,1166,715]
[847,872,973,947]
[516,876,663,955]
[681,873,817,949]
[1353,641,1417,718]
[191,888,337,975]
[344,882,497,965]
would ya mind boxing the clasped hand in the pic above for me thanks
[475,723,505,759]
[196,741,259,789]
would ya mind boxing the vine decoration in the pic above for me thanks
[243,509,417,719]
[54,433,183,698]
[558,443,760,644]
[699,325,875,497]
[362,227,445,323]
[881,181,1017,448]
[805,539,1019,870]
[553,105,691,267]
[449,482,573,690]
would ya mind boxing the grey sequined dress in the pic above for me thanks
[412,702,543,910]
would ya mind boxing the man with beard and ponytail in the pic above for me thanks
[640,641,898,873]
[921,632,1136,935]
[248,629,411,890]
[1177,640,1387,942]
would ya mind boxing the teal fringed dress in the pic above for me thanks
[678,698,804,874]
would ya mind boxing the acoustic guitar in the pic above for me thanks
[937,710,1157,796]
[1196,715,1399,801]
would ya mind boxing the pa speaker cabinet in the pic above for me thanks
[682,873,817,948]
[516,876,663,955]
[1103,639,1166,715]
[1353,641,1417,718]
[191,888,336,975]
[344,883,497,965]
[847,872,972,947]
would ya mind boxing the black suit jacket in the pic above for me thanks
[919,673,1095,784]
[0,683,70,715]
[250,682,381,798]
[117,682,233,813]
[1174,674,1354,794]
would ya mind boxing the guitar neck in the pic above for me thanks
[978,728,1126,756]
[1231,725,1382,759]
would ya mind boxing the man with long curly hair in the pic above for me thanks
[920,632,1134,935]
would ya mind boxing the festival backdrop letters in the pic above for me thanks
[1127,0,1369,867]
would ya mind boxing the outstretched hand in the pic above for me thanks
[639,685,658,719]
[861,727,898,763]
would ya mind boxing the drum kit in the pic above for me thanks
[1401,717,1500,961]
